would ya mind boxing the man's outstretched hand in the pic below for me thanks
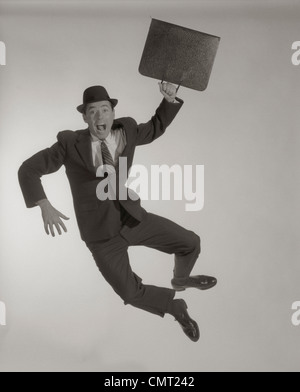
[159,82,178,103]
[37,199,70,237]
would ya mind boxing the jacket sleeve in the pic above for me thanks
[18,132,67,208]
[135,97,184,146]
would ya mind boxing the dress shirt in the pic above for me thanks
[90,127,127,167]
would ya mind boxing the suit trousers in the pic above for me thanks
[86,210,201,317]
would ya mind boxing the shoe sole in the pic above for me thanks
[175,301,200,342]
[171,281,217,291]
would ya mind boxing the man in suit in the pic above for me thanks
[18,84,217,342]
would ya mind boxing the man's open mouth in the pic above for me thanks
[96,124,106,131]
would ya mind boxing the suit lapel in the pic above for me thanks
[114,120,133,176]
[75,129,95,173]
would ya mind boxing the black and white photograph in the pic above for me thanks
[0,0,299,373]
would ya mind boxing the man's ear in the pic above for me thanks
[82,113,88,124]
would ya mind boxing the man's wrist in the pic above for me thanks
[36,199,49,207]
[164,97,178,104]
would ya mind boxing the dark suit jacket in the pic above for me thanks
[18,98,184,242]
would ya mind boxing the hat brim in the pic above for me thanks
[77,98,118,113]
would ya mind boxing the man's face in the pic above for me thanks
[83,101,115,140]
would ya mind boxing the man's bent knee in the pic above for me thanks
[193,234,201,255]
[123,286,145,307]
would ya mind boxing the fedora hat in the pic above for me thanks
[77,86,118,113]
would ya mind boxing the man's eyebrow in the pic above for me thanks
[87,104,110,111]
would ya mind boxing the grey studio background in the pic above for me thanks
[0,0,299,372]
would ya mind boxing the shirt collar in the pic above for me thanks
[90,130,114,144]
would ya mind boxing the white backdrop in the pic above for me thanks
[0,0,299,372]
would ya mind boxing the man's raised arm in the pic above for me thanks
[135,82,184,146]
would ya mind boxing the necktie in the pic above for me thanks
[100,141,115,167]
[98,141,116,198]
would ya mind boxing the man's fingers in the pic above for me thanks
[165,84,176,96]
[59,212,70,220]
[159,82,174,93]
[58,219,68,233]
[158,82,164,94]
[41,206,68,236]
[44,223,50,235]
[49,223,55,237]
[44,221,67,237]
[55,223,62,236]
[159,82,169,94]
[158,82,176,102]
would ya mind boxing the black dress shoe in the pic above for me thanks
[171,275,217,291]
[173,299,200,342]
